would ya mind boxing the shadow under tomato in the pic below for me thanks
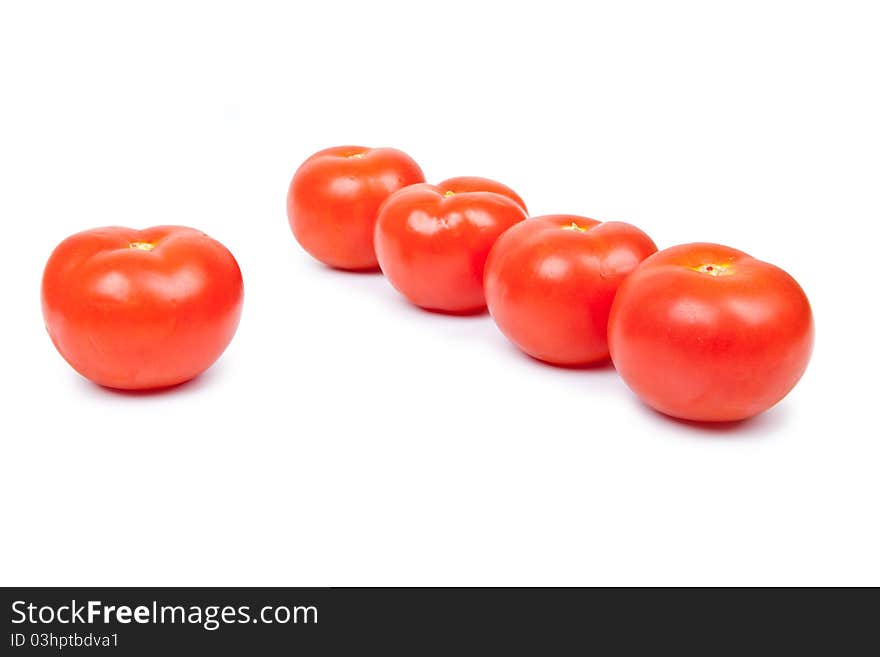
[420,305,489,319]
[634,398,791,437]
[491,338,617,373]
[303,256,382,276]
[525,353,616,372]
[325,264,382,275]
[374,284,491,320]
[74,362,223,398]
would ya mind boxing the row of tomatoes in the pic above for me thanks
[288,146,814,423]
[40,144,812,424]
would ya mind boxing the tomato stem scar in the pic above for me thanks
[129,241,155,251]
[692,263,733,276]
[443,190,455,198]
[561,222,589,232]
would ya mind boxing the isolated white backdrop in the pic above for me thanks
[1,1,878,586]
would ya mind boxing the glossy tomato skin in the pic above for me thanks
[484,215,657,365]
[41,226,244,390]
[608,243,814,422]
[374,178,528,313]
[287,145,425,270]
[436,176,528,213]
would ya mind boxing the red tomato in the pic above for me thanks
[434,176,528,213]
[374,177,528,313]
[41,226,244,390]
[608,243,814,422]
[484,215,657,365]
[287,145,425,270]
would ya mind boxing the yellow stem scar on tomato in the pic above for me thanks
[443,190,456,198]
[561,222,590,232]
[691,263,734,276]
[129,241,155,251]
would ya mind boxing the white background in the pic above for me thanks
[1,1,878,586]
